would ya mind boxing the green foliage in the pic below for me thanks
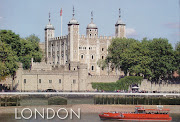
[107,37,177,81]
[92,82,117,91]
[0,41,18,80]
[175,42,180,75]
[148,38,176,81]
[91,76,143,91]
[97,59,107,69]
[48,96,67,105]
[0,30,43,71]
[0,30,43,80]
[116,76,143,90]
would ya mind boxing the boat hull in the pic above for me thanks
[99,113,172,121]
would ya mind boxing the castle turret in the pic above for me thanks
[115,8,126,38]
[45,12,55,63]
[86,11,98,38]
[68,6,80,70]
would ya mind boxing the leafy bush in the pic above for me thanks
[48,96,67,105]
[92,76,143,91]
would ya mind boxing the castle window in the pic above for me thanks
[95,34,96,36]
[73,79,76,84]
[102,48,104,51]
[90,34,91,37]
[24,79,26,84]
[102,56,104,59]
[92,55,94,59]
[59,79,61,83]
[91,66,94,71]
[85,47,86,49]
[49,80,52,83]
[74,68,76,70]
[81,55,84,59]
[39,79,41,83]
[90,29,91,31]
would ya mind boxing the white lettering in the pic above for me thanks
[21,108,32,119]
[47,108,55,119]
[15,108,21,119]
[70,108,81,119]
[35,108,45,119]
[57,108,68,119]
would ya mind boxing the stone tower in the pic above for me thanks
[45,12,55,63]
[86,11,98,38]
[115,8,126,38]
[68,7,80,70]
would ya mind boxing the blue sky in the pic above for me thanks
[0,0,179,47]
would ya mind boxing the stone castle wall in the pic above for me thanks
[139,79,180,92]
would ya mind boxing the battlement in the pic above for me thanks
[80,35,86,39]
[79,35,112,40]
[99,36,112,39]
[50,35,68,41]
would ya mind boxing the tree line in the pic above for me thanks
[98,37,180,82]
[0,30,43,81]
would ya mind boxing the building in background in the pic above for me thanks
[13,7,126,91]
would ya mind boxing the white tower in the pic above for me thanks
[115,8,126,38]
[68,6,80,70]
[45,12,55,63]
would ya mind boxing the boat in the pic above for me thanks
[99,106,172,121]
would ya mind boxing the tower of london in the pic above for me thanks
[44,7,126,76]
[13,7,126,91]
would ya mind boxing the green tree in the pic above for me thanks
[175,42,180,75]
[149,38,176,81]
[107,38,138,75]
[0,30,43,70]
[0,30,43,82]
[0,41,18,80]
[129,38,152,79]
[18,35,42,69]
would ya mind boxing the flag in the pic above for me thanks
[60,8,62,16]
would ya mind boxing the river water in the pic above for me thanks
[0,113,180,122]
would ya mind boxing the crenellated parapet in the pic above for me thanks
[49,35,68,41]
[79,35,86,39]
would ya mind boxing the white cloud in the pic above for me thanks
[126,28,137,37]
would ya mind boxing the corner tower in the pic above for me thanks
[45,12,55,63]
[68,6,79,70]
[115,8,126,38]
[86,11,98,38]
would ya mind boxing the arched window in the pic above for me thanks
[102,48,104,51]
[91,66,94,71]
[90,34,91,37]
[81,55,84,59]
[92,55,94,59]
[102,56,104,59]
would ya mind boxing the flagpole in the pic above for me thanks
[61,15,62,37]
[61,8,62,37]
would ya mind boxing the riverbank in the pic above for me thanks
[0,104,180,114]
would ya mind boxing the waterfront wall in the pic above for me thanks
[139,79,180,92]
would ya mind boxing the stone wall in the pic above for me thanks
[139,79,180,92]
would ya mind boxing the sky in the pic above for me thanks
[0,0,179,47]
